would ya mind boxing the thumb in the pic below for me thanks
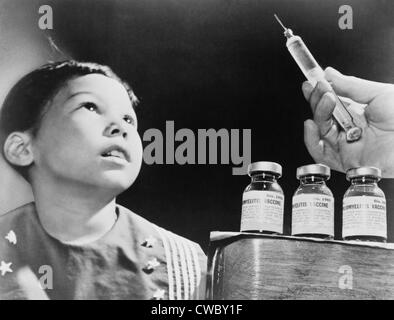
[325,67,391,104]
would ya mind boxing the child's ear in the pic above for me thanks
[3,132,34,167]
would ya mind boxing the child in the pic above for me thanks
[0,60,206,300]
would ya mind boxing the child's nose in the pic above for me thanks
[105,123,127,138]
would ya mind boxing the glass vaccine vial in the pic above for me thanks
[240,161,284,234]
[342,167,387,242]
[291,164,334,239]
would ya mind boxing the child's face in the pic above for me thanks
[30,74,143,194]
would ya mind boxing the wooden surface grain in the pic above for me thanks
[207,233,394,300]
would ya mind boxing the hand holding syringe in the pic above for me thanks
[275,14,362,142]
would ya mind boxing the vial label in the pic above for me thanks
[292,194,334,236]
[343,196,387,238]
[241,190,284,233]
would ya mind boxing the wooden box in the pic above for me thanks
[206,232,394,300]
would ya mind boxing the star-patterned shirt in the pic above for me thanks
[0,202,207,300]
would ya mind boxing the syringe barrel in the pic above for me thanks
[286,35,325,86]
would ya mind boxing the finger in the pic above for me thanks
[325,67,392,104]
[304,119,324,162]
[314,91,337,138]
[304,120,343,172]
[302,81,314,101]
[308,80,332,114]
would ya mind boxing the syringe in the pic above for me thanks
[274,14,362,142]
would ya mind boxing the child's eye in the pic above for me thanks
[124,115,136,126]
[81,102,99,112]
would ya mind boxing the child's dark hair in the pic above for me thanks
[0,60,138,179]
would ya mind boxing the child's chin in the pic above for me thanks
[99,172,136,190]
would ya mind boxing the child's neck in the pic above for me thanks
[32,180,119,245]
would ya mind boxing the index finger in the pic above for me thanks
[302,81,314,101]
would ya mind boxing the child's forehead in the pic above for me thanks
[46,74,136,119]
[64,74,130,99]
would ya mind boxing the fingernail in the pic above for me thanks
[304,119,314,127]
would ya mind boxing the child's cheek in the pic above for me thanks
[132,132,143,159]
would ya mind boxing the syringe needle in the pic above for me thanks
[274,14,287,31]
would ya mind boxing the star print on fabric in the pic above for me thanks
[143,258,161,274]
[152,289,165,300]
[141,236,157,248]
[5,230,17,245]
[0,261,12,276]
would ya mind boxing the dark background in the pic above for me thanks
[13,0,394,249]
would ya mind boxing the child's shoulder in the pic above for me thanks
[0,203,37,274]
[0,202,35,231]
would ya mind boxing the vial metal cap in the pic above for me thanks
[346,167,382,181]
[247,161,282,177]
[296,164,330,179]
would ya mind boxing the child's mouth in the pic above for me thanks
[102,150,126,160]
[101,146,130,162]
